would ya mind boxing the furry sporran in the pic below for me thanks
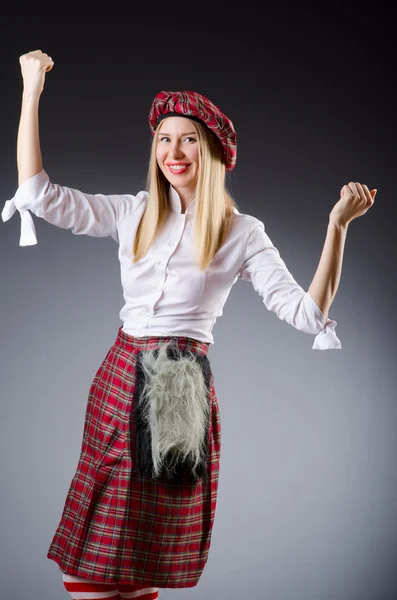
[133,339,212,484]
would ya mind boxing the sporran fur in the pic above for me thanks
[133,339,211,485]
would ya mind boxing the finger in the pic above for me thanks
[354,182,367,202]
[362,184,375,203]
[24,50,39,60]
[341,183,352,197]
[348,182,358,196]
[362,183,371,198]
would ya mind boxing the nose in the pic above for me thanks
[168,141,184,159]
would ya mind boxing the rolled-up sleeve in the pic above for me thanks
[1,170,144,245]
[238,221,341,350]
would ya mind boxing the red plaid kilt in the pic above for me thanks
[47,327,221,589]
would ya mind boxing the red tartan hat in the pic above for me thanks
[148,90,237,171]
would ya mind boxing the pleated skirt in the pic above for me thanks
[47,326,221,589]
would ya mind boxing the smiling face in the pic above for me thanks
[155,116,200,201]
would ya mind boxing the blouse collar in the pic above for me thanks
[169,185,196,218]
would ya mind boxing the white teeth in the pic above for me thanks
[168,164,187,170]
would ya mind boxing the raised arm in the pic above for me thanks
[17,50,54,186]
[308,182,377,319]
[2,50,146,246]
[239,182,377,350]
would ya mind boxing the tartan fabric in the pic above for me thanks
[47,327,221,589]
[148,90,237,171]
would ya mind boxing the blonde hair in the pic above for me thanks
[132,118,239,271]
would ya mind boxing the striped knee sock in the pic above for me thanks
[118,583,159,599]
[62,573,159,599]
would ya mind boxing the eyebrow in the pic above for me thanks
[158,131,197,136]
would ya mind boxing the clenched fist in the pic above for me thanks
[329,182,377,227]
[19,49,54,98]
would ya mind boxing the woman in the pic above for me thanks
[2,50,376,599]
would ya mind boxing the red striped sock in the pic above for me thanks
[118,584,159,599]
[62,573,159,599]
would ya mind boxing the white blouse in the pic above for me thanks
[1,170,341,349]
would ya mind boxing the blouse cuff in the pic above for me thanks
[1,197,37,245]
[304,291,342,350]
[1,170,48,246]
[312,318,341,350]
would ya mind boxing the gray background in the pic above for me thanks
[1,7,396,600]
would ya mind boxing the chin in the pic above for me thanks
[169,176,194,187]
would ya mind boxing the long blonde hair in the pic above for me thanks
[132,118,239,271]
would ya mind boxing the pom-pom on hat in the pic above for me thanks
[148,90,237,171]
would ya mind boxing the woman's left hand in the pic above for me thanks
[329,182,377,227]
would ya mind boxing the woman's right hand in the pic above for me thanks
[19,50,54,99]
